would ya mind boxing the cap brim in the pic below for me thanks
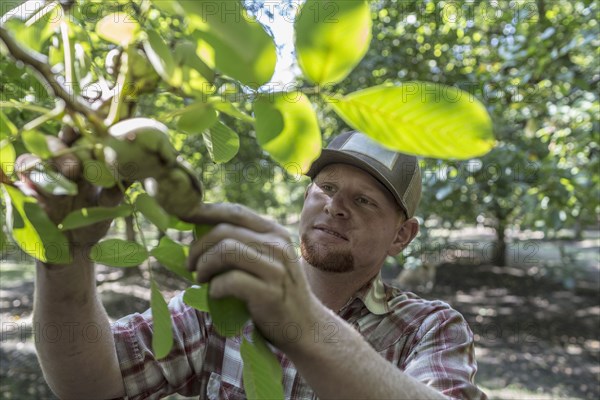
[306,149,407,216]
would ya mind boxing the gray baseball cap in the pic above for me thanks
[306,131,422,218]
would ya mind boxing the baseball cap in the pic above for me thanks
[306,131,422,218]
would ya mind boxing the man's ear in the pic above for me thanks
[388,217,419,256]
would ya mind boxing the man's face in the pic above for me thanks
[299,163,405,274]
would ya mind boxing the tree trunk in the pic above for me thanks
[493,219,507,267]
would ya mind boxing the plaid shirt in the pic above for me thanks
[112,274,486,399]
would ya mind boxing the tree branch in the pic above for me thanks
[0,26,106,135]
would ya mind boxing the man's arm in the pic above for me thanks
[283,305,448,400]
[186,203,449,400]
[34,253,125,400]
[14,149,126,399]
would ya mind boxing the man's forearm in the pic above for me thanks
[285,306,447,400]
[34,253,125,400]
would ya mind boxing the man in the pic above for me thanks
[32,131,486,399]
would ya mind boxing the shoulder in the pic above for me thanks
[383,283,470,336]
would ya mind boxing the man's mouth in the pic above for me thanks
[314,225,348,241]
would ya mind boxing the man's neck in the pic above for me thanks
[301,259,378,313]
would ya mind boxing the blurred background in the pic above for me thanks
[1,0,598,399]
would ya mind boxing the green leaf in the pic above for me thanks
[90,239,148,267]
[169,218,195,231]
[2,12,55,53]
[176,103,218,134]
[0,222,7,253]
[143,30,179,86]
[2,185,71,264]
[208,292,250,337]
[241,331,285,400]
[60,205,132,231]
[254,92,322,174]
[183,286,209,312]
[209,99,254,124]
[22,130,52,159]
[135,193,170,232]
[28,164,78,196]
[150,236,193,281]
[193,224,213,239]
[150,280,174,359]
[82,160,117,188]
[150,0,184,15]
[181,0,276,88]
[174,40,215,83]
[295,0,372,85]
[0,111,18,140]
[203,122,240,163]
[0,140,16,176]
[326,83,495,159]
[96,13,140,46]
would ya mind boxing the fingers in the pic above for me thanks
[191,238,287,284]
[188,222,291,267]
[209,270,277,305]
[183,202,289,238]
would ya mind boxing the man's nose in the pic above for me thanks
[324,192,349,218]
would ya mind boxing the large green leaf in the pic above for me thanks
[326,82,495,159]
[295,0,372,85]
[28,164,78,196]
[90,239,148,267]
[60,205,132,230]
[96,13,140,46]
[173,40,215,82]
[209,98,254,124]
[203,122,240,163]
[173,41,215,96]
[254,92,322,174]
[150,236,193,281]
[143,30,179,86]
[241,331,284,400]
[150,280,174,359]
[183,286,209,312]
[22,130,52,159]
[208,291,250,337]
[0,111,17,140]
[0,140,15,176]
[2,9,56,53]
[135,193,170,232]
[176,103,218,134]
[0,220,7,253]
[2,185,71,264]
[180,0,276,88]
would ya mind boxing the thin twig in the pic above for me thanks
[0,26,106,135]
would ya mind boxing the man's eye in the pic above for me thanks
[357,197,373,206]
[320,184,334,192]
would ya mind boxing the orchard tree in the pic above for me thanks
[0,0,493,395]
[333,0,599,265]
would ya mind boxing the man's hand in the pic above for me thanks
[184,203,323,351]
[17,135,126,399]
[14,135,123,260]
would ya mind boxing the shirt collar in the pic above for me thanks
[348,272,390,315]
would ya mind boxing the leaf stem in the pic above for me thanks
[22,102,65,132]
[60,20,76,95]
[0,25,106,135]
[105,48,130,127]
[0,101,53,114]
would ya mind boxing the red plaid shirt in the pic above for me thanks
[112,274,486,399]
